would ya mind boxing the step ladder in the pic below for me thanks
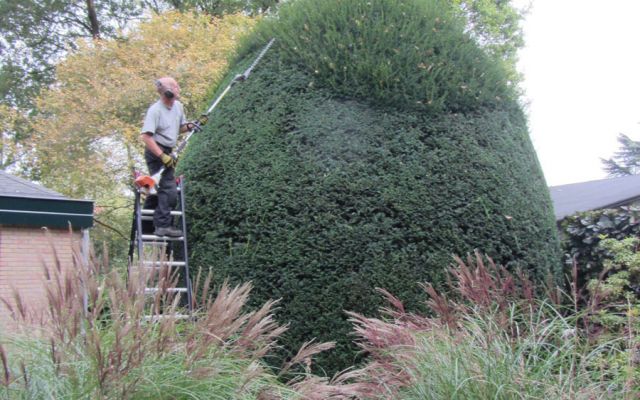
[128,176,194,319]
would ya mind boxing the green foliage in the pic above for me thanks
[182,0,560,373]
[595,238,640,300]
[602,134,640,177]
[171,0,280,15]
[2,337,284,400]
[242,0,517,114]
[560,211,640,387]
[587,238,640,333]
[560,206,640,288]
[451,0,526,83]
[0,0,143,108]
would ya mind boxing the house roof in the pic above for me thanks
[549,174,640,220]
[0,170,67,200]
[0,170,93,229]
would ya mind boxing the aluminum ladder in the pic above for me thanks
[128,176,193,320]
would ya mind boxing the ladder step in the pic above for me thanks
[140,209,183,216]
[145,287,188,294]
[141,261,186,267]
[141,234,184,241]
[143,314,190,322]
[142,241,169,247]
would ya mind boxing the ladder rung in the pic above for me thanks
[140,210,183,216]
[141,234,184,241]
[141,261,186,267]
[142,241,168,247]
[145,287,188,294]
[143,314,190,322]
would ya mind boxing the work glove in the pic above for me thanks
[197,114,208,126]
[160,153,178,169]
[185,120,202,132]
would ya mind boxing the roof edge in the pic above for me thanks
[0,194,94,203]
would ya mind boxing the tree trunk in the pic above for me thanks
[85,0,100,39]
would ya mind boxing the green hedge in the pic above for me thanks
[180,0,560,372]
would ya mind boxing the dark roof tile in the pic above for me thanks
[0,170,68,200]
[549,175,640,220]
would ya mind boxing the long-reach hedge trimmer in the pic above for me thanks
[135,38,276,195]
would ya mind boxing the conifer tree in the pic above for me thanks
[602,134,640,177]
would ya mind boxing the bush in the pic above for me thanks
[346,252,639,399]
[181,0,560,372]
[560,206,640,288]
[584,237,640,353]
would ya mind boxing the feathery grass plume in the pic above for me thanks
[280,339,336,377]
[0,344,9,386]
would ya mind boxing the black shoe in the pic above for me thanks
[154,226,183,237]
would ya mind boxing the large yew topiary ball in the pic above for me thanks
[181,0,561,372]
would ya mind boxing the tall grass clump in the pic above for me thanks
[347,252,639,399]
[0,240,364,399]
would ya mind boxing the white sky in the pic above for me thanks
[516,0,640,186]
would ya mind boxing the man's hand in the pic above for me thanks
[160,153,178,168]
[185,120,203,132]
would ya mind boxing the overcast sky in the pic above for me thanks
[516,0,640,186]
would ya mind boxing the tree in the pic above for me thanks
[181,0,560,373]
[0,0,144,109]
[453,0,527,66]
[168,0,280,16]
[602,133,640,177]
[0,104,26,170]
[0,0,146,178]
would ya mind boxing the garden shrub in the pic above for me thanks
[560,206,640,288]
[180,0,560,372]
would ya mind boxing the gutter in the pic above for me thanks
[0,195,94,229]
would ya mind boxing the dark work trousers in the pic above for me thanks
[143,144,177,232]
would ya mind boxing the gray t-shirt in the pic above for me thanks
[141,100,186,148]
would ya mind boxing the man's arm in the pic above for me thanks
[140,133,164,157]
[179,122,198,133]
[178,102,193,133]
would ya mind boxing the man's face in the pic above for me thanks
[158,78,181,105]
[163,84,180,103]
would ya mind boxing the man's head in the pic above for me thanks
[155,77,181,105]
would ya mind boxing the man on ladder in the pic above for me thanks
[140,76,195,237]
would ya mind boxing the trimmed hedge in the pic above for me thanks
[180,0,560,372]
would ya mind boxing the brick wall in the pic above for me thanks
[0,226,82,331]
